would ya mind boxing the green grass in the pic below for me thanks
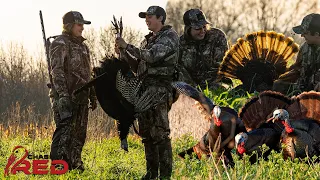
[0,135,320,179]
[1,86,318,179]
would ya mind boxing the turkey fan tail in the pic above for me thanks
[257,31,267,59]
[287,91,320,123]
[218,31,299,92]
[266,31,283,62]
[246,32,259,61]
[273,38,299,74]
[218,38,249,79]
[239,90,291,131]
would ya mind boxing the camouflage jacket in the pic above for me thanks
[121,25,179,108]
[178,28,228,89]
[288,42,320,91]
[50,33,95,104]
[125,25,179,87]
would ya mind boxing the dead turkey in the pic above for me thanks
[218,31,299,93]
[93,56,139,151]
[172,81,246,166]
[268,91,320,161]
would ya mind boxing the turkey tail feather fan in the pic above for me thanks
[239,91,291,131]
[218,31,299,92]
[286,91,320,123]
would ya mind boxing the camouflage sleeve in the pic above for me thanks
[212,30,228,64]
[125,31,178,64]
[177,47,195,85]
[281,43,305,82]
[50,38,69,97]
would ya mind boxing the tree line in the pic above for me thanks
[0,0,317,122]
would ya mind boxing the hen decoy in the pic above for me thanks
[268,91,320,160]
[172,82,245,166]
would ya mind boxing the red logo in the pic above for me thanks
[4,146,68,176]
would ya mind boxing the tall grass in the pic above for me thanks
[0,135,319,179]
[1,86,319,179]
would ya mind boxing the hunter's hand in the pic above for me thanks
[115,37,127,49]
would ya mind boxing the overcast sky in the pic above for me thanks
[0,0,167,55]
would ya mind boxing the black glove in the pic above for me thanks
[58,96,73,121]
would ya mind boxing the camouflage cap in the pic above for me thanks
[183,9,210,29]
[63,11,91,25]
[138,6,166,20]
[293,13,320,34]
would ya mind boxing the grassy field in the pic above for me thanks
[0,134,320,179]
[1,85,319,179]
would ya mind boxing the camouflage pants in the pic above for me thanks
[50,102,89,170]
[138,89,173,179]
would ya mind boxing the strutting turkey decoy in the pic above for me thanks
[268,91,320,161]
[93,56,153,151]
[172,81,246,166]
[235,91,292,163]
[218,31,299,93]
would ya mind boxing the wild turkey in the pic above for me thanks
[172,82,245,166]
[235,91,292,162]
[218,31,299,93]
[93,56,137,151]
[268,91,320,160]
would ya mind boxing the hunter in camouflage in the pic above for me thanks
[274,13,320,92]
[49,11,97,172]
[116,6,179,179]
[178,9,229,90]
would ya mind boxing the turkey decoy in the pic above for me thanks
[172,82,244,165]
[235,91,291,162]
[235,127,281,164]
[268,91,320,160]
[218,31,299,93]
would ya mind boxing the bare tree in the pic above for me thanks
[166,0,317,42]
[0,42,50,116]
